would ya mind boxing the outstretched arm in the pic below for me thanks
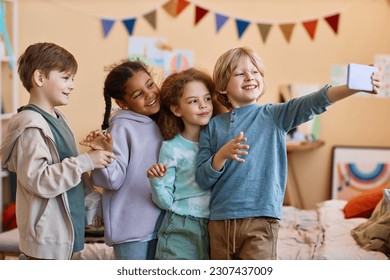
[326,71,382,103]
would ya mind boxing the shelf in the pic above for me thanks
[1,170,9,178]
[0,56,12,62]
[0,113,13,120]
[286,140,325,153]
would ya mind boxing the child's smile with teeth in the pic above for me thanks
[147,98,157,106]
[243,85,256,90]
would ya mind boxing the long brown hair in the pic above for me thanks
[157,68,216,140]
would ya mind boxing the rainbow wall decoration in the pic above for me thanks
[336,162,390,200]
[332,147,390,200]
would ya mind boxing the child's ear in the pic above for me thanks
[115,99,128,110]
[33,69,44,87]
[170,105,181,117]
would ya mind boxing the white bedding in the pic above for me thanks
[4,199,387,260]
[277,206,323,259]
[72,242,114,260]
[277,200,388,260]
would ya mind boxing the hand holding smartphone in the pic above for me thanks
[347,63,378,92]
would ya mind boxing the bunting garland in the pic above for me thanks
[279,23,295,43]
[215,13,229,33]
[163,0,189,17]
[143,10,157,30]
[160,0,342,43]
[324,14,340,34]
[122,18,136,36]
[48,0,350,43]
[101,18,115,37]
[235,19,251,39]
[195,6,208,25]
[257,24,272,43]
[302,19,318,40]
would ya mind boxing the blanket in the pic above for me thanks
[351,189,390,257]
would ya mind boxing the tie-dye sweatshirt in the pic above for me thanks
[150,134,211,218]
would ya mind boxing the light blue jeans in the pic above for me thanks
[113,239,157,260]
[155,211,209,260]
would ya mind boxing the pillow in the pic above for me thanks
[343,188,384,219]
[351,192,390,256]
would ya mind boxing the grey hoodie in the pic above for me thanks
[0,109,99,259]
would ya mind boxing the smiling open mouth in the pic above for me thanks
[243,85,257,90]
[147,98,157,106]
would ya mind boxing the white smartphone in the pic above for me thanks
[347,63,378,92]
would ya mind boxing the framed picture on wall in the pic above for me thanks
[331,146,390,200]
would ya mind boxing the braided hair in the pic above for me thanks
[101,60,153,131]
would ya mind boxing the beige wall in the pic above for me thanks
[11,0,390,208]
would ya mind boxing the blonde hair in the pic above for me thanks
[213,46,266,110]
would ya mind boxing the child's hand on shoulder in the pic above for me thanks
[80,129,113,152]
[147,163,167,179]
[87,149,117,169]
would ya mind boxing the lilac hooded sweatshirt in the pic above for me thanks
[91,109,163,246]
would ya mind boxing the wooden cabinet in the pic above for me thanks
[285,140,325,208]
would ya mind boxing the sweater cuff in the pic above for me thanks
[207,156,225,178]
[321,84,334,106]
[78,153,95,173]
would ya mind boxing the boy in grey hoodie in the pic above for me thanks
[0,42,115,260]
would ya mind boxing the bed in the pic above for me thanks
[1,196,389,260]
[277,197,389,260]
[0,227,114,260]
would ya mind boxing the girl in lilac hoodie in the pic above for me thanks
[81,60,164,260]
